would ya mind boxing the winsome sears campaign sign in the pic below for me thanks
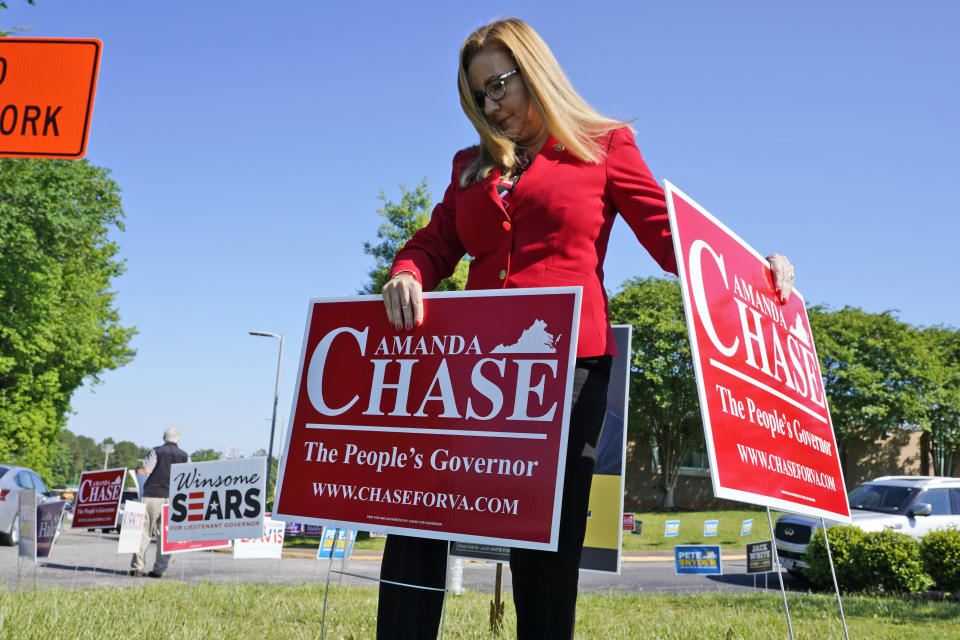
[666,182,850,522]
[166,457,266,541]
[274,289,581,551]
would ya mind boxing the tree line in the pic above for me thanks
[50,428,282,499]
[364,181,960,507]
[50,428,232,488]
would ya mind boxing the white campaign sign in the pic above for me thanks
[233,517,285,559]
[167,457,266,542]
[116,501,147,554]
[17,489,37,561]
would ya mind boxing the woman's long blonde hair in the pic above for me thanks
[457,18,630,187]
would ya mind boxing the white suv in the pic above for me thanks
[774,476,960,577]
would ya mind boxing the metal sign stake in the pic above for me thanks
[320,526,340,640]
[820,518,850,640]
[324,533,449,639]
[766,507,795,640]
[439,540,452,640]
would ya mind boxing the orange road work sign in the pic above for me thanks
[0,38,101,159]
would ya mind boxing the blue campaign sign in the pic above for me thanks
[703,520,719,536]
[675,545,722,575]
[316,527,357,560]
[664,520,680,537]
[741,519,753,536]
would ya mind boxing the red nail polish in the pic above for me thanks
[415,319,422,327]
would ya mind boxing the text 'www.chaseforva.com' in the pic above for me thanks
[735,443,837,492]
[312,483,520,516]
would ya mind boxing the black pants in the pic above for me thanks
[376,356,612,639]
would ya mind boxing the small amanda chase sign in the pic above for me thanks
[72,467,125,529]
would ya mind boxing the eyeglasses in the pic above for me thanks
[472,69,519,111]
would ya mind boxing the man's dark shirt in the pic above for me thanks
[142,442,189,498]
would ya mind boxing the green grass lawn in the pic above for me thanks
[2,583,958,639]
[282,509,785,554]
[620,508,784,551]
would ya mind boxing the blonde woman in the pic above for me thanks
[380,18,795,639]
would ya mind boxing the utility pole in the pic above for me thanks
[102,443,115,469]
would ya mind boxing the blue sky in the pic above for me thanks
[4,1,957,457]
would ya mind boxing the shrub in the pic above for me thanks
[805,526,933,593]
[805,525,868,590]
[919,528,960,592]
[864,529,935,592]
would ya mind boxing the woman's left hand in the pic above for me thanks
[766,253,796,304]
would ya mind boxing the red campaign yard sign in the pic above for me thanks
[72,467,126,528]
[159,504,231,554]
[666,182,850,522]
[274,288,581,551]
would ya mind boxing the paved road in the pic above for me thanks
[2,529,803,595]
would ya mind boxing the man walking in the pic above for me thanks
[130,426,189,577]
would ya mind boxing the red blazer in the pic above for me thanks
[391,126,678,358]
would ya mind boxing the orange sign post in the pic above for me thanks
[0,38,101,159]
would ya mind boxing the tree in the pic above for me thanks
[49,440,75,488]
[252,448,279,505]
[360,180,468,294]
[47,430,146,486]
[0,159,136,479]
[111,440,149,471]
[49,428,101,486]
[190,448,223,462]
[608,276,702,508]
[921,326,960,475]
[807,306,934,472]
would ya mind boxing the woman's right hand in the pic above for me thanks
[382,273,423,331]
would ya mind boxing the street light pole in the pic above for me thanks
[249,331,285,498]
